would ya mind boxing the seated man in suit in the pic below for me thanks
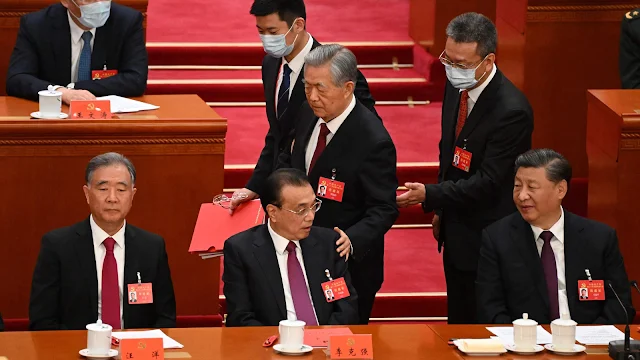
[279,44,399,324]
[477,149,635,324]
[6,0,147,103]
[229,0,378,208]
[29,152,176,330]
[223,168,359,326]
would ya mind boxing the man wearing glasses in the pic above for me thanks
[223,168,359,326]
[7,0,147,103]
[396,12,533,324]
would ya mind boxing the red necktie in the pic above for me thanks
[102,237,121,329]
[309,122,330,172]
[540,231,560,320]
[286,241,318,325]
[455,90,469,139]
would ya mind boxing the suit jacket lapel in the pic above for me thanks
[91,20,111,71]
[512,214,550,309]
[293,105,318,171]
[563,212,584,316]
[440,85,460,176]
[74,218,99,319]
[455,70,502,143]
[253,226,287,318]
[300,235,326,323]
[51,6,72,83]
[264,57,281,129]
[122,224,140,327]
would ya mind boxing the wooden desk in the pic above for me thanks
[0,94,226,325]
[0,325,455,360]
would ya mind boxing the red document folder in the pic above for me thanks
[189,200,264,258]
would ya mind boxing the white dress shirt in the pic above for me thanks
[531,207,570,319]
[461,64,497,116]
[275,34,314,112]
[267,220,319,323]
[68,11,96,83]
[305,95,356,173]
[90,215,126,328]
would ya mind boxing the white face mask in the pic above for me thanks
[444,55,488,90]
[259,19,300,58]
[70,0,111,29]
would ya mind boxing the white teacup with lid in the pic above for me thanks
[85,319,112,355]
[37,85,62,119]
[551,313,577,351]
[513,312,537,350]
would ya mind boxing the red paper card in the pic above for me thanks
[92,69,118,80]
[120,338,164,360]
[578,280,605,301]
[329,334,373,359]
[128,283,153,304]
[69,100,111,119]
[189,200,264,254]
[304,328,353,348]
[321,278,350,302]
[452,146,472,172]
[317,177,345,202]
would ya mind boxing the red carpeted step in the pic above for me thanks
[147,70,442,103]
[147,43,415,67]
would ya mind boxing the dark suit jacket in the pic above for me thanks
[223,225,359,326]
[6,3,148,101]
[280,101,398,294]
[245,38,378,196]
[424,69,533,271]
[29,218,176,330]
[620,9,640,89]
[477,211,635,324]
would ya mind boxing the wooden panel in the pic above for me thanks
[496,0,527,90]
[0,95,225,320]
[0,0,148,96]
[409,0,436,48]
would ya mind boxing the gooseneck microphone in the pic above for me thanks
[608,281,640,360]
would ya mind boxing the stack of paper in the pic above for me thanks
[575,325,628,345]
[96,95,159,113]
[486,326,553,346]
[112,329,183,349]
[189,200,265,259]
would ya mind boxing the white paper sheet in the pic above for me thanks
[486,326,553,345]
[96,95,159,113]
[575,325,627,345]
[112,329,184,349]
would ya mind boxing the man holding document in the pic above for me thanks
[223,169,359,326]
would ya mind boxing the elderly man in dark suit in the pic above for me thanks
[29,152,176,330]
[6,0,147,103]
[280,44,398,324]
[397,12,534,324]
[223,168,359,326]
[477,149,634,324]
[230,0,378,207]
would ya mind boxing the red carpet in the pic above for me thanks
[217,104,442,166]
[147,0,411,43]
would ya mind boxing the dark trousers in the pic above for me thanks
[354,290,376,324]
[349,265,380,324]
[443,252,477,324]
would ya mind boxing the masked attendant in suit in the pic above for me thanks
[396,13,533,324]
[6,0,147,104]
[477,149,635,324]
[223,169,359,326]
[29,152,176,330]
[279,45,399,324]
[230,0,378,209]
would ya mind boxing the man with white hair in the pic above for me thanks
[279,44,399,324]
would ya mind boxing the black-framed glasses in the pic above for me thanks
[279,199,322,217]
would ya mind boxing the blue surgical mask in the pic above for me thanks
[70,0,111,29]
[444,56,488,90]
[259,20,300,58]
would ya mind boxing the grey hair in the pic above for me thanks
[304,44,358,87]
[515,149,572,187]
[85,152,136,185]
[446,12,497,58]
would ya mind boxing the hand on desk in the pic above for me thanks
[59,88,96,105]
[229,188,258,213]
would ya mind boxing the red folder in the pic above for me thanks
[189,200,264,257]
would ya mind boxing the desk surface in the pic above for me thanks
[0,324,621,360]
[0,94,222,120]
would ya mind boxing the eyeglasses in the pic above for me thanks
[212,193,248,209]
[439,50,486,70]
[279,199,322,217]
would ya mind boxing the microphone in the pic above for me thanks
[608,281,640,360]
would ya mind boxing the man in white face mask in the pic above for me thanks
[396,12,534,324]
[6,0,148,104]
[230,0,379,211]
